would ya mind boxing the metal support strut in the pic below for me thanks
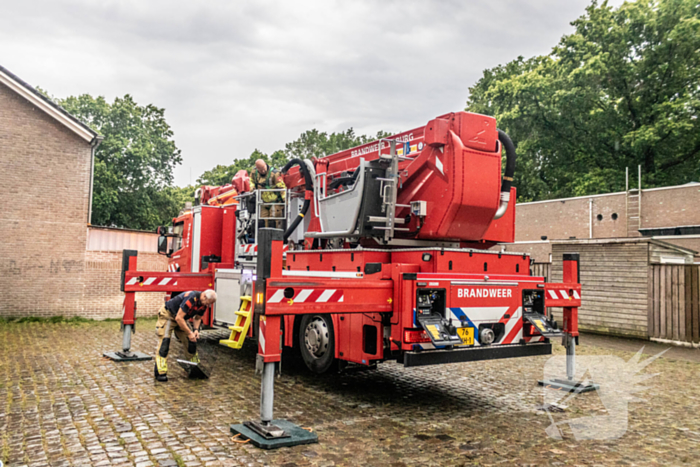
[260,360,275,423]
[539,253,597,393]
[103,250,152,362]
[230,229,318,449]
[565,333,576,381]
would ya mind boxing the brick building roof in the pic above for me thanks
[0,64,100,144]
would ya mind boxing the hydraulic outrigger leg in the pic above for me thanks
[230,229,318,449]
[104,250,152,362]
[539,254,597,393]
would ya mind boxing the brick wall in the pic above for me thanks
[83,251,169,319]
[0,81,171,319]
[508,184,700,262]
[641,185,700,229]
[515,193,628,242]
[0,81,93,317]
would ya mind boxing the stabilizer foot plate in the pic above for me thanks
[538,378,599,393]
[103,351,152,362]
[176,359,210,379]
[230,419,318,449]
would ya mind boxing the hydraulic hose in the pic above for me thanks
[494,129,517,220]
[281,158,314,241]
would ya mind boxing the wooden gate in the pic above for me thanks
[648,265,700,343]
[531,263,551,282]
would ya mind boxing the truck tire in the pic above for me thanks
[298,314,336,374]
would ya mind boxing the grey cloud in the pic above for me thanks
[0,0,623,186]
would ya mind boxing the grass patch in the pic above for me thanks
[172,452,186,467]
[1,316,93,324]
[0,316,153,324]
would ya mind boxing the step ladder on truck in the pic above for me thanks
[109,110,587,449]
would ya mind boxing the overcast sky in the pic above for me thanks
[1,0,623,187]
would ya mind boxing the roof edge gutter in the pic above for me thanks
[87,135,103,225]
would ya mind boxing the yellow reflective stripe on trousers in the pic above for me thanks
[155,356,168,374]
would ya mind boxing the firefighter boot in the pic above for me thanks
[154,356,168,382]
[154,310,173,382]
[154,337,171,382]
[187,341,198,361]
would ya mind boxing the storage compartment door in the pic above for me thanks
[214,270,242,326]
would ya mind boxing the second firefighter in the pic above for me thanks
[154,289,217,382]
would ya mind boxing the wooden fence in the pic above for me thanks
[531,263,551,282]
[649,265,700,343]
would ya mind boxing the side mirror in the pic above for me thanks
[157,235,169,256]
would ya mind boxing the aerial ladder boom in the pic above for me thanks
[281,111,517,247]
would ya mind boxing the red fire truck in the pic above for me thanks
[112,110,581,447]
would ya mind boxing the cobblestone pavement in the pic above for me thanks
[1,319,700,466]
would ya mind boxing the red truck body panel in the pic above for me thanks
[119,110,579,372]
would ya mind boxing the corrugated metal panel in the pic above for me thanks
[87,227,158,253]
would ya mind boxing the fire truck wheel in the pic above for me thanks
[299,314,336,374]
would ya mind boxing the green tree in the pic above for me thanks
[58,94,183,229]
[284,128,392,160]
[199,129,390,187]
[197,149,288,186]
[467,0,700,202]
[164,185,197,212]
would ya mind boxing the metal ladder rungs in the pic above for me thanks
[379,155,414,162]
[373,226,410,231]
[219,297,252,350]
[368,216,406,225]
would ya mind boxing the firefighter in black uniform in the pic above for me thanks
[154,289,217,382]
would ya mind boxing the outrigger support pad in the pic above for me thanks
[230,228,318,449]
[105,251,153,362]
[538,333,597,393]
[230,419,318,450]
[103,323,152,362]
[176,359,209,379]
[538,253,596,393]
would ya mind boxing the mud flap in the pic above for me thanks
[523,312,563,338]
[416,313,462,346]
[176,359,210,379]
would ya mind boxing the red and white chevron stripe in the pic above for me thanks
[239,243,289,254]
[125,276,178,286]
[167,263,180,272]
[547,289,580,300]
[258,316,267,354]
[498,307,523,344]
[267,288,344,304]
